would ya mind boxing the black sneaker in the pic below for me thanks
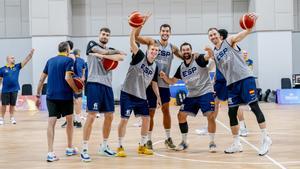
[61,121,67,128]
[76,121,82,128]
[165,137,176,149]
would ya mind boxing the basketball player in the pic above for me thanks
[160,42,217,152]
[0,49,35,125]
[80,27,126,162]
[135,14,182,150]
[36,41,80,162]
[208,20,272,155]
[196,29,248,137]
[115,26,161,157]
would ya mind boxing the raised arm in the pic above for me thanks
[130,27,139,55]
[134,13,156,46]
[172,45,183,59]
[21,49,35,67]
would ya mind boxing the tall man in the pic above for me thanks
[208,16,272,156]
[36,41,80,162]
[80,27,126,162]
[0,49,35,125]
[135,15,182,150]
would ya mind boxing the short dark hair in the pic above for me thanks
[160,24,171,32]
[100,27,111,33]
[180,42,192,51]
[207,27,218,33]
[73,49,81,56]
[66,40,73,50]
[218,29,228,39]
[58,41,69,53]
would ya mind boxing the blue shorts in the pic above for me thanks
[86,82,114,113]
[214,80,228,101]
[179,92,215,116]
[227,77,258,107]
[146,87,170,108]
[120,91,149,119]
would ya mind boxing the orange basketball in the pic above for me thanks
[73,77,84,90]
[128,11,144,28]
[239,13,256,30]
[102,58,118,71]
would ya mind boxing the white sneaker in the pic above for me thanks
[195,127,208,135]
[98,144,116,157]
[258,136,272,156]
[239,128,248,137]
[209,142,217,153]
[0,118,4,125]
[132,120,142,127]
[81,149,91,162]
[10,117,16,124]
[47,152,59,162]
[224,142,243,154]
[175,141,188,151]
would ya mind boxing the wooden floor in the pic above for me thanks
[0,102,300,169]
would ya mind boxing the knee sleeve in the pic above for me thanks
[179,122,188,134]
[249,101,265,124]
[228,106,239,126]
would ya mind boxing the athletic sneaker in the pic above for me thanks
[209,142,217,153]
[258,136,272,156]
[239,128,248,137]
[81,149,91,162]
[165,137,176,149]
[10,117,16,124]
[0,118,4,125]
[66,147,79,156]
[61,121,67,128]
[175,141,188,151]
[195,127,208,135]
[74,121,82,128]
[98,144,116,157]
[138,144,153,155]
[115,146,127,157]
[224,143,243,154]
[47,152,59,162]
[132,120,142,127]
[146,140,153,150]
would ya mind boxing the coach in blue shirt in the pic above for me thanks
[0,49,35,125]
[36,41,81,162]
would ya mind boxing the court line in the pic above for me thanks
[216,119,287,169]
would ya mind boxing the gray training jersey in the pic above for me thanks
[179,58,213,97]
[122,54,157,100]
[155,40,174,88]
[213,40,253,86]
[87,44,112,87]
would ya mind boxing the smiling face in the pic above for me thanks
[160,25,171,42]
[147,44,159,63]
[181,45,192,60]
[208,28,221,45]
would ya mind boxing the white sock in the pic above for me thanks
[102,139,108,147]
[148,131,152,141]
[75,114,81,122]
[140,135,147,145]
[233,135,240,144]
[165,129,171,139]
[182,133,187,143]
[118,137,124,147]
[82,140,88,151]
[208,133,215,143]
[239,120,246,129]
[261,128,268,138]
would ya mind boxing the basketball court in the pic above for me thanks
[0,103,299,169]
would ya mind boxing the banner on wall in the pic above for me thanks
[277,89,300,104]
